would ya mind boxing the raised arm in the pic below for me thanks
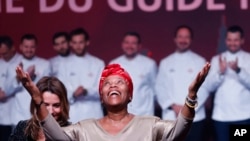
[181,62,210,119]
[16,66,48,120]
[157,63,211,141]
[15,66,72,141]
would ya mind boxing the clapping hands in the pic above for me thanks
[219,55,240,74]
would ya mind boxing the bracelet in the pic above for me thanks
[35,100,44,109]
[185,100,198,109]
[186,96,197,105]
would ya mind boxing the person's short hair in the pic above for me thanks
[70,28,89,41]
[0,35,13,49]
[123,32,141,44]
[21,34,38,44]
[227,25,244,38]
[174,25,194,39]
[52,32,70,45]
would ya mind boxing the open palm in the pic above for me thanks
[16,66,40,98]
[189,63,210,94]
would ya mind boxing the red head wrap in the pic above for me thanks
[99,64,133,97]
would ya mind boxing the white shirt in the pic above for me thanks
[49,54,71,77]
[206,50,250,121]
[0,53,22,125]
[58,53,104,123]
[0,59,10,125]
[155,50,208,122]
[110,54,157,116]
[6,56,50,125]
[0,60,7,88]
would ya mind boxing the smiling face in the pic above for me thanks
[174,27,192,52]
[42,91,61,121]
[100,75,131,108]
[0,43,15,61]
[226,31,244,53]
[122,35,141,58]
[20,39,37,59]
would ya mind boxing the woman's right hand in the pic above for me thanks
[16,66,41,102]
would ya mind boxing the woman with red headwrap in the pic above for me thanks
[15,63,210,141]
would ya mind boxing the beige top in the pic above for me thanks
[41,114,193,141]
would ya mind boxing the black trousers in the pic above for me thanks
[213,118,250,141]
[185,119,206,141]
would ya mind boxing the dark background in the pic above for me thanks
[1,0,250,64]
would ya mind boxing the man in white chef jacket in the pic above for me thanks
[155,25,209,141]
[109,32,157,116]
[58,28,104,123]
[6,34,50,125]
[0,36,22,140]
[49,32,71,77]
[205,25,250,141]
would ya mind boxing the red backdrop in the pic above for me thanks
[1,0,250,64]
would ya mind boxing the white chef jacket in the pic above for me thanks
[205,50,250,122]
[6,56,50,125]
[155,50,208,122]
[49,54,71,77]
[109,54,157,116]
[58,53,104,123]
[0,53,22,125]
